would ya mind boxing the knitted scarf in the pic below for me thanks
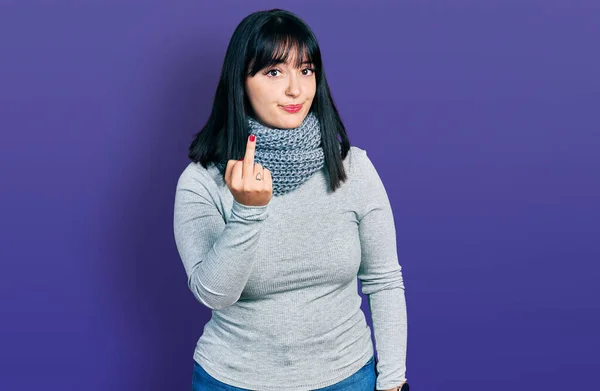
[215,111,325,196]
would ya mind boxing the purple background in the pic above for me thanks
[1,1,598,390]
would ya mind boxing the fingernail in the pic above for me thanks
[249,134,256,142]
[238,158,244,161]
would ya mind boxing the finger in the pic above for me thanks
[231,159,243,185]
[253,163,264,181]
[263,168,272,186]
[225,160,236,185]
[243,134,256,179]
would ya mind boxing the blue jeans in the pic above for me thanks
[192,356,376,391]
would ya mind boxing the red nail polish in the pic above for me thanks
[249,134,256,142]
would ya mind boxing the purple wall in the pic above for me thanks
[1,1,598,390]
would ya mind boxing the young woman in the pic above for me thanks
[173,8,409,391]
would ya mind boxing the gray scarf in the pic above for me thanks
[215,112,325,196]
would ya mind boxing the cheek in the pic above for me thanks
[246,81,267,103]
[305,81,317,98]
[252,85,278,105]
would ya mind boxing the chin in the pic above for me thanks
[278,116,305,129]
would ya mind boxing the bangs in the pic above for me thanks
[246,26,320,77]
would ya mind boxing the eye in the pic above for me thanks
[264,67,315,78]
[302,67,316,76]
[265,69,281,77]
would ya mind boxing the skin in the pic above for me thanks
[244,49,316,129]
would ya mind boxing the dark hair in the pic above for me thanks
[188,8,351,192]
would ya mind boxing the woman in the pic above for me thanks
[173,8,409,391]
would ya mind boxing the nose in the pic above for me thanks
[285,72,301,98]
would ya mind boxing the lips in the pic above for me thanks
[282,104,303,113]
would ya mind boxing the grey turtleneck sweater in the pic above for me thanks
[173,146,408,390]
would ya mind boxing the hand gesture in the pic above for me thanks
[224,135,273,207]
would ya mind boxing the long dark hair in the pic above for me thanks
[188,8,351,192]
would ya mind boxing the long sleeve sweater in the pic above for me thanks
[173,145,408,390]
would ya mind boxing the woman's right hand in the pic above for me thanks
[225,134,273,207]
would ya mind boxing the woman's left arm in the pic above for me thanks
[355,149,408,391]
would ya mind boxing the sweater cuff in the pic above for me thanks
[231,199,269,221]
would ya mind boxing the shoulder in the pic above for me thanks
[348,145,367,158]
[344,145,389,199]
[175,161,221,194]
[345,145,375,179]
[345,145,367,170]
